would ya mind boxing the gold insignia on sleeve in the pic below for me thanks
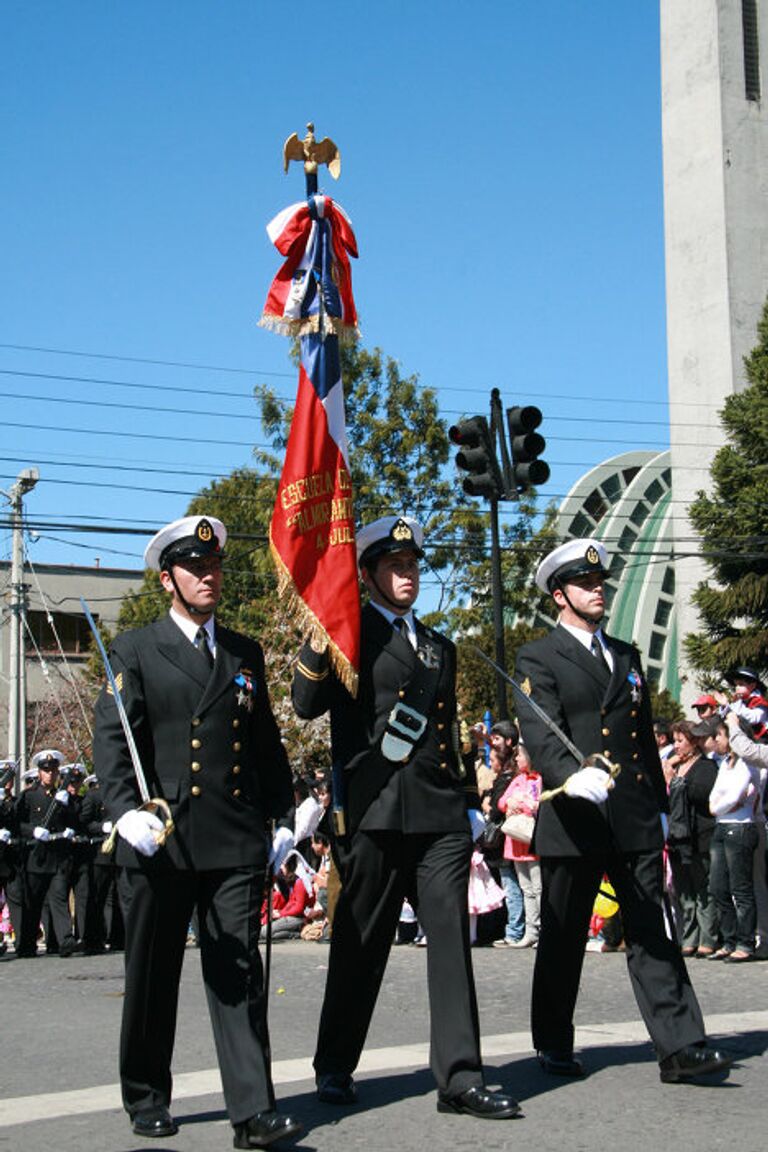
[106,672,123,697]
[521,676,532,697]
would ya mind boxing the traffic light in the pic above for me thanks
[506,405,550,493]
[449,415,503,500]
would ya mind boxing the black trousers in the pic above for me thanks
[532,851,706,1062]
[314,829,483,1096]
[21,867,73,953]
[121,866,273,1125]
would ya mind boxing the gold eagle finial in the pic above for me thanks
[283,122,341,180]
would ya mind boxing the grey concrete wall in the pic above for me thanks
[661,0,768,702]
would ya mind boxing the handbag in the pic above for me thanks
[501,812,535,845]
[477,819,505,857]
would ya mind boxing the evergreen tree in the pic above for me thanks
[685,297,768,679]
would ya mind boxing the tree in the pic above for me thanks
[685,297,768,680]
[110,341,554,764]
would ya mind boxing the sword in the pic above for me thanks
[81,597,174,852]
[471,645,620,801]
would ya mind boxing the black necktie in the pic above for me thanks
[591,634,609,672]
[394,617,412,648]
[194,626,214,669]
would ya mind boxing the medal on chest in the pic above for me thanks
[627,670,643,704]
[234,669,256,712]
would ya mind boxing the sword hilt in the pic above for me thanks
[101,797,175,855]
[539,755,621,803]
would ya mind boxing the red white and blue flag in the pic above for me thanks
[262,193,360,694]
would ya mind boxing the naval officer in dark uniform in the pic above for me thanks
[515,538,732,1084]
[292,515,520,1120]
[15,748,79,957]
[93,515,301,1148]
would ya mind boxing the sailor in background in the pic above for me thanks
[515,538,733,1084]
[292,515,521,1120]
[14,748,78,957]
[93,515,301,1148]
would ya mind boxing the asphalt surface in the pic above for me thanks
[1,940,766,1152]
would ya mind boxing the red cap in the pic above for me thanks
[692,694,717,709]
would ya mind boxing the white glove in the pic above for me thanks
[467,809,487,842]
[269,825,294,872]
[660,813,669,842]
[101,821,113,834]
[55,790,69,806]
[33,826,51,841]
[564,766,613,804]
[0,828,12,843]
[61,827,76,840]
[116,809,164,857]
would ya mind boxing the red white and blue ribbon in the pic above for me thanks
[263,193,360,694]
[260,195,359,342]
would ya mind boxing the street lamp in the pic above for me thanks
[3,467,39,787]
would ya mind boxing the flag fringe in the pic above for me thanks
[258,313,360,345]
[269,538,359,698]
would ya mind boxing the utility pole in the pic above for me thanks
[4,468,39,790]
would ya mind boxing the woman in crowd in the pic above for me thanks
[260,854,313,941]
[664,720,719,957]
[496,742,542,949]
[481,733,526,948]
[707,701,767,961]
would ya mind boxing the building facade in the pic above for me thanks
[0,562,143,760]
[661,0,768,703]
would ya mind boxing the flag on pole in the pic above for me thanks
[262,193,361,695]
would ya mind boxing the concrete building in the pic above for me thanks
[661,0,768,702]
[0,561,143,760]
[529,450,680,697]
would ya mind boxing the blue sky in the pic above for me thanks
[0,1,667,578]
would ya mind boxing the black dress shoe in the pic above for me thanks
[233,1111,303,1148]
[436,1086,522,1119]
[316,1072,357,1104]
[131,1106,178,1138]
[659,1045,734,1083]
[537,1050,584,1077]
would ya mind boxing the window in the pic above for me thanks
[584,490,609,523]
[662,567,675,596]
[649,631,666,662]
[25,610,94,657]
[743,0,761,101]
[629,502,649,527]
[644,479,663,504]
[654,600,672,628]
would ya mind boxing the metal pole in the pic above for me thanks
[7,484,22,782]
[489,497,508,720]
[5,469,38,792]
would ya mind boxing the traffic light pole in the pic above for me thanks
[489,496,509,720]
[451,392,548,722]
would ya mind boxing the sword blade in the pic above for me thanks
[471,645,588,765]
[80,597,151,805]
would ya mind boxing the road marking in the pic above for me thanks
[1,1010,765,1129]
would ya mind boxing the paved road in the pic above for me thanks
[1,942,766,1151]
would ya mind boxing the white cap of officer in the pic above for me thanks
[31,749,65,772]
[356,516,424,570]
[535,538,609,594]
[144,515,227,572]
